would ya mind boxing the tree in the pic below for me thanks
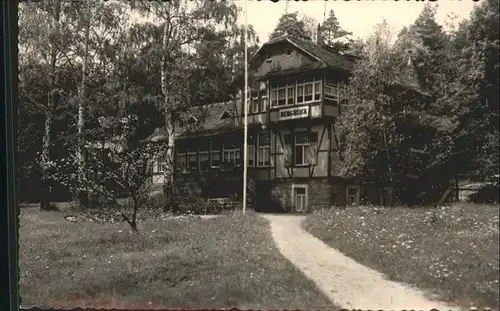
[63,0,129,208]
[319,9,351,46]
[455,0,499,179]
[300,14,318,41]
[128,0,245,207]
[18,0,78,209]
[269,12,311,41]
[338,20,399,187]
[339,18,456,205]
[51,117,167,232]
[390,5,470,202]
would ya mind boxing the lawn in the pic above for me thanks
[303,203,500,310]
[19,206,335,310]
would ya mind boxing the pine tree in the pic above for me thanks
[457,0,499,179]
[269,12,311,41]
[319,10,351,46]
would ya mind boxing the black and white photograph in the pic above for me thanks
[9,0,499,309]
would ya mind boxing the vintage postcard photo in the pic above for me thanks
[10,0,499,310]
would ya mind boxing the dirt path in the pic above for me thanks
[261,214,459,310]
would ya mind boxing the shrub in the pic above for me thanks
[144,193,169,211]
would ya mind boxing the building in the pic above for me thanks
[145,34,399,212]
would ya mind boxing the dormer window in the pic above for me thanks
[286,49,292,57]
[220,110,232,120]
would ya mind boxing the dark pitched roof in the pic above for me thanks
[258,62,325,80]
[176,118,240,139]
[290,37,354,72]
[142,100,241,143]
[258,35,354,73]
[231,35,355,86]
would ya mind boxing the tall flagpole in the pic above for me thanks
[242,0,248,214]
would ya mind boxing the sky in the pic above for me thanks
[235,0,479,43]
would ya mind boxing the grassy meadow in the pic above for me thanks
[19,206,335,310]
[303,203,500,310]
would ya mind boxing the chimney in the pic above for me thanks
[316,23,323,45]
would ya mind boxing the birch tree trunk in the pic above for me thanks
[77,3,92,209]
[160,20,177,210]
[40,1,61,211]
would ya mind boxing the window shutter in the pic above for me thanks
[309,142,317,165]
[283,134,293,167]
[309,132,318,165]
[284,144,292,167]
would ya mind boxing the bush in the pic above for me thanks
[173,195,244,215]
[144,193,169,211]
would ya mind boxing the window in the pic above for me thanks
[247,145,255,167]
[346,187,360,205]
[211,142,221,167]
[187,148,197,170]
[269,77,323,108]
[223,148,240,167]
[198,140,210,170]
[324,85,337,99]
[294,133,310,166]
[156,156,167,173]
[296,84,304,104]
[177,154,186,172]
[249,89,259,113]
[176,145,187,172]
[199,152,209,170]
[286,49,292,57]
[266,54,272,63]
[251,97,260,113]
[314,80,322,101]
[260,96,268,112]
[287,85,294,105]
[211,152,220,167]
[278,87,286,106]
[259,89,268,112]
[257,132,270,167]
[304,83,313,102]
[271,89,278,107]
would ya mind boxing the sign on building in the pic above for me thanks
[279,106,309,121]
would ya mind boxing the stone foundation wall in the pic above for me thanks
[270,182,293,212]
[309,179,346,208]
[270,179,347,212]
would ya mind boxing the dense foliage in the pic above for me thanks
[337,3,499,205]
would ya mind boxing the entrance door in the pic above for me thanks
[292,185,308,212]
[255,182,273,212]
